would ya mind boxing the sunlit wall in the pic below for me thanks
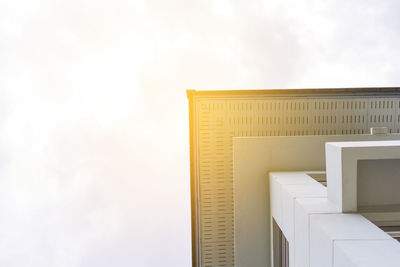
[1,0,400,266]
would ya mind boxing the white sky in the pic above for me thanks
[0,0,400,266]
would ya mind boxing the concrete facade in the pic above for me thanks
[233,135,400,267]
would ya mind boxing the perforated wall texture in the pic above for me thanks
[187,88,400,267]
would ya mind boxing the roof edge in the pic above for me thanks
[188,87,400,97]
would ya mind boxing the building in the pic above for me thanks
[187,88,400,267]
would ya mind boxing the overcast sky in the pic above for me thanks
[0,0,400,266]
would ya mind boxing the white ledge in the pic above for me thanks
[270,171,399,267]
